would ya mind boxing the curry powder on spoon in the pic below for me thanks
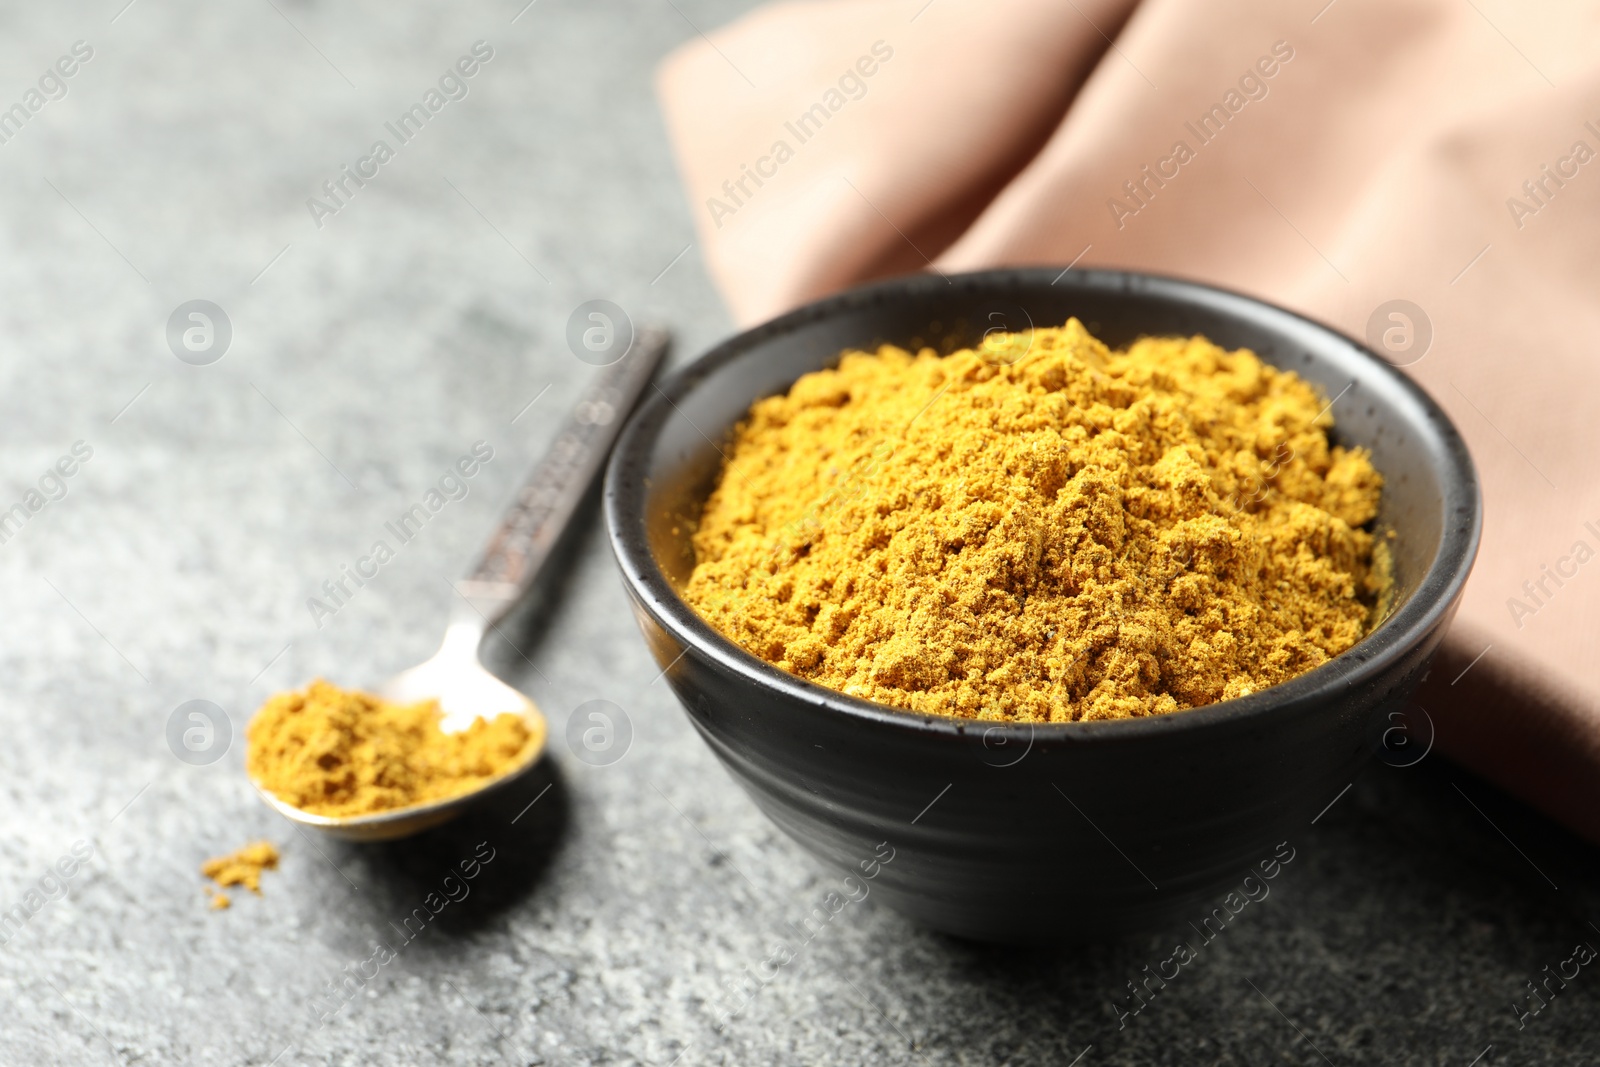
[246,680,534,817]
[683,319,1389,722]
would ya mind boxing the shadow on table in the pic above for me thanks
[342,757,570,938]
[847,756,1600,1063]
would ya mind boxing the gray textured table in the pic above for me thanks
[1,2,1596,1064]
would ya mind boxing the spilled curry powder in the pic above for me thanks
[201,840,279,909]
[683,320,1388,722]
[246,680,536,818]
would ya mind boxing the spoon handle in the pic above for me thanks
[457,326,670,625]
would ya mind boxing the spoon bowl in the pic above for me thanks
[252,608,551,842]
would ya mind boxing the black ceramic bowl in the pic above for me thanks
[605,268,1480,941]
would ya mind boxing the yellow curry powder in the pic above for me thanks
[246,680,536,818]
[201,840,279,909]
[683,320,1387,722]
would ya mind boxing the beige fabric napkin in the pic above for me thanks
[658,0,1600,842]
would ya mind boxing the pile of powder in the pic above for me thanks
[201,840,279,909]
[683,320,1387,722]
[247,680,537,817]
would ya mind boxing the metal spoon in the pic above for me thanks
[253,327,669,841]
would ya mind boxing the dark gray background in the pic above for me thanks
[0,1,1595,1063]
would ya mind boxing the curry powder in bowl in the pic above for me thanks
[683,320,1389,722]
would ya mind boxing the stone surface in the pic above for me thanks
[0,1,1596,1064]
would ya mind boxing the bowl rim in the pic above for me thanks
[604,267,1483,742]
